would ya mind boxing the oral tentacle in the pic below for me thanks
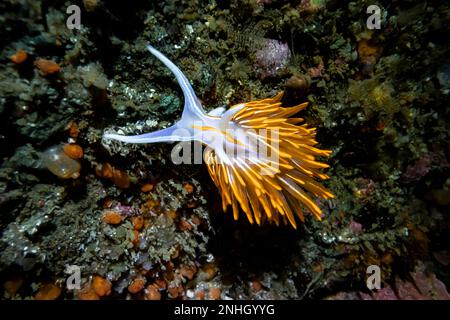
[147,45,205,119]
[104,124,194,144]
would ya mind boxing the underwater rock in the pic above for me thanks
[437,64,450,94]
[400,153,448,183]
[78,63,109,90]
[3,277,24,297]
[0,223,42,271]
[4,144,42,170]
[348,220,363,234]
[308,58,325,78]
[283,74,310,103]
[83,0,99,12]
[298,0,326,14]
[433,250,450,266]
[326,264,450,300]
[357,40,382,76]
[41,145,81,179]
[0,0,449,302]
[425,189,450,206]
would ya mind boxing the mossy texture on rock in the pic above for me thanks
[0,0,449,300]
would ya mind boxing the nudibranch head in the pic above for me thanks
[103,45,333,229]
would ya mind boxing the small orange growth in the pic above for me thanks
[34,283,62,300]
[102,199,113,209]
[96,163,113,179]
[4,277,24,296]
[102,210,123,225]
[146,284,161,300]
[141,198,160,212]
[209,287,221,300]
[131,216,144,231]
[10,49,28,64]
[83,0,98,12]
[180,264,197,280]
[35,58,61,75]
[128,277,146,294]
[141,183,154,193]
[183,183,194,194]
[63,143,84,159]
[167,210,178,220]
[251,280,262,292]
[111,168,130,189]
[77,286,100,300]
[168,284,184,299]
[195,290,205,300]
[96,163,130,188]
[65,121,79,138]
[92,276,112,297]
[178,218,193,231]
[200,263,217,281]
[131,230,140,246]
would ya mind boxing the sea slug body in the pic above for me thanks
[104,45,333,229]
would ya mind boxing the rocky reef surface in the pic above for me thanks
[0,0,449,300]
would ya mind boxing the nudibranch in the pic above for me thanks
[104,45,333,229]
